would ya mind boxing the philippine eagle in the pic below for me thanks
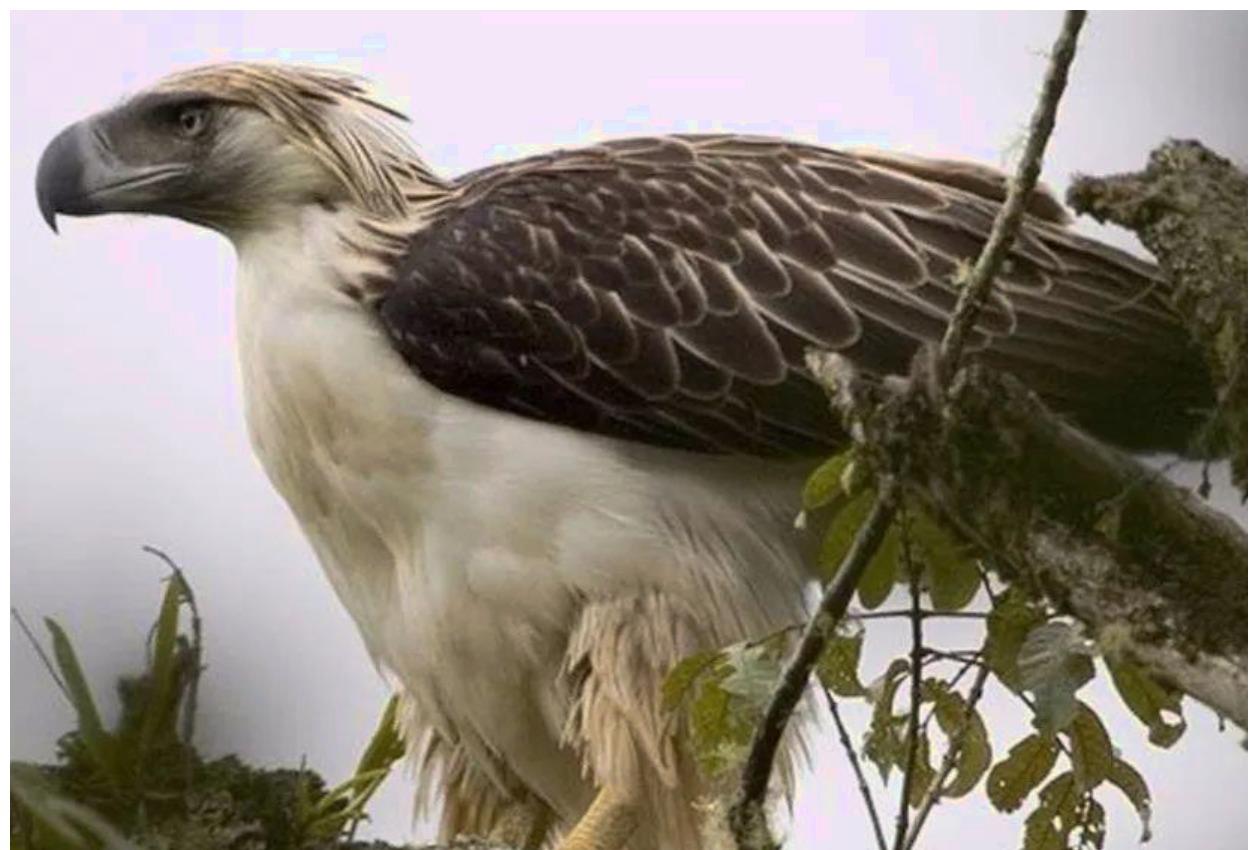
[36,64,1210,850]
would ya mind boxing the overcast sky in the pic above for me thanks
[11,11,1247,850]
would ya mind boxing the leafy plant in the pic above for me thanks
[667,448,1178,850]
[11,553,406,850]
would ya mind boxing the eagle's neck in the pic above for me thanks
[231,203,440,513]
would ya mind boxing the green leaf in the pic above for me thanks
[983,588,1047,688]
[355,695,406,776]
[1104,655,1186,748]
[139,573,187,755]
[866,658,911,711]
[863,658,911,782]
[1067,703,1114,790]
[11,763,141,850]
[857,522,900,610]
[816,488,900,607]
[1022,806,1067,850]
[720,644,782,704]
[946,717,993,798]
[802,450,853,510]
[818,488,874,579]
[1078,797,1107,849]
[677,644,783,779]
[662,650,722,713]
[909,509,981,612]
[1038,770,1082,832]
[688,674,735,776]
[816,626,864,697]
[1017,621,1096,733]
[44,618,120,789]
[987,733,1058,812]
[904,733,936,808]
[919,677,991,798]
[863,712,905,783]
[1107,758,1152,842]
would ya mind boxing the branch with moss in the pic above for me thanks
[1068,140,1248,491]
[724,14,1089,850]
[806,347,1247,727]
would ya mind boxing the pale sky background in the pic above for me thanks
[10,11,1247,850]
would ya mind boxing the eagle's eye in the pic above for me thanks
[176,104,209,138]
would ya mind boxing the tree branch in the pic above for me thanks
[808,355,1248,726]
[892,550,925,850]
[821,683,889,850]
[903,668,991,849]
[728,480,900,849]
[938,10,1087,382]
[727,14,1092,848]
[1068,140,1248,490]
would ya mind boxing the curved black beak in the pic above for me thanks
[36,117,189,233]
[35,122,91,233]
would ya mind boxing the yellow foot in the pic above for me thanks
[488,794,553,850]
[555,786,639,850]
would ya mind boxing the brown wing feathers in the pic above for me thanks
[377,135,1211,455]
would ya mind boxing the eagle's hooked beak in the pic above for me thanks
[36,117,190,233]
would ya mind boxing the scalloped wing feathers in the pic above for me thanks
[377,135,1211,455]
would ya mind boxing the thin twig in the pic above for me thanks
[731,13,1089,847]
[977,561,998,607]
[920,654,981,734]
[903,667,991,849]
[729,479,900,847]
[11,607,70,702]
[821,682,889,850]
[851,610,986,621]
[892,536,925,850]
[937,10,1088,383]
[923,648,982,664]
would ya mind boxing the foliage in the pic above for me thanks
[11,558,406,850]
[667,449,1181,849]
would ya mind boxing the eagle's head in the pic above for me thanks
[36,63,442,237]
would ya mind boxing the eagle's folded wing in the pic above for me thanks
[376,135,1211,455]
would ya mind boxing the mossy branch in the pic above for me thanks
[1068,140,1248,492]
[806,350,1247,727]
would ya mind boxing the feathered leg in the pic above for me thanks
[560,593,715,850]
[554,786,639,850]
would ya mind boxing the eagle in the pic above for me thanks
[36,64,1210,850]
